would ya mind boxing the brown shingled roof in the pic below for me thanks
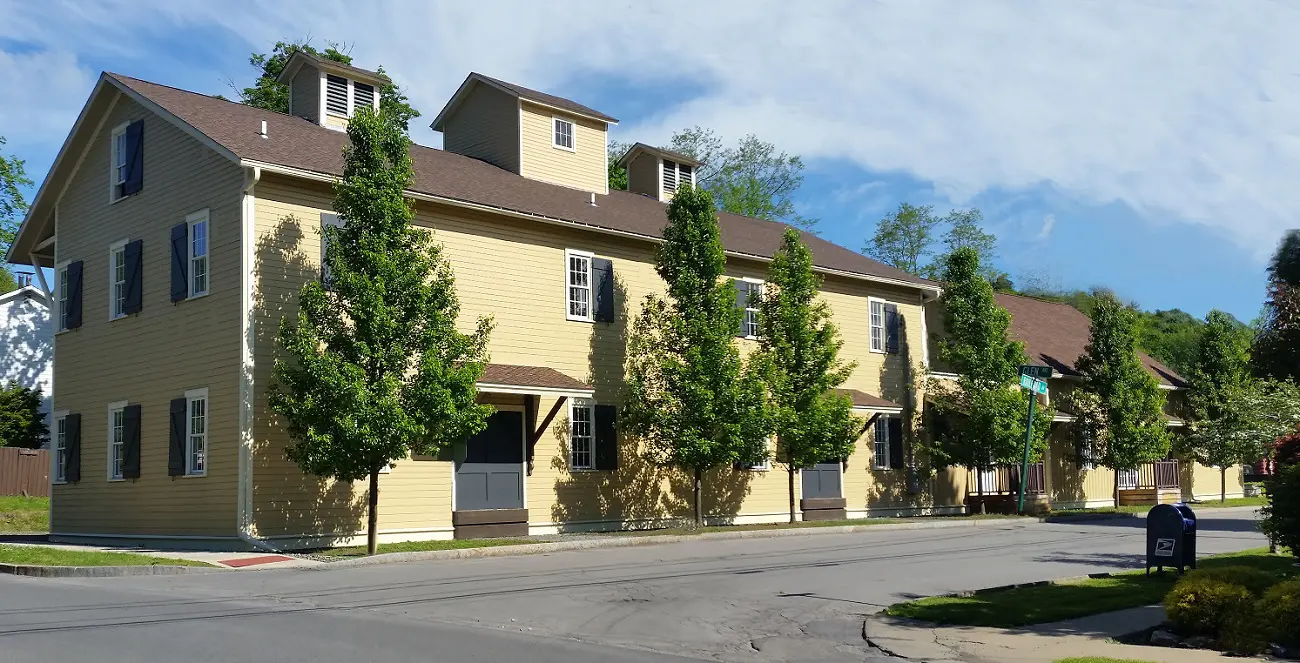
[994,293,1187,388]
[109,74,933,289]
[835,388,903,411]
[471,72,618,123]
[478,364,592,392]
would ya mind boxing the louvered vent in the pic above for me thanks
[679,163,693,188]
[326,75,349,115]
[662,159,678,193]
[353,82,375,111]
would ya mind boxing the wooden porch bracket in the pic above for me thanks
[524,395,567,476]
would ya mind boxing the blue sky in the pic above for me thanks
[2,0,1292,322]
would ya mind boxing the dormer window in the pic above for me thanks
[663,159,693,194]
[553,117,575,151]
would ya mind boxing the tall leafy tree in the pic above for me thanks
[757,229,861,523]
[926,248,1050,478]
[607,139,632,191]
[269,105,493,555]
[0,383,47,449]
[1188,379,1300,502]
[1077,292,1171,504]
[1181,310,1254,501]
[942,208,996,269]
[1,136,33,294]
[621,185,770,526]
[865,203,942,277]
[236,40,421,131]
[1253,230,1300,382]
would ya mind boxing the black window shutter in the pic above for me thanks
[734,280,747,337]
[885,304,900,355]
[123,119,144,196]
[168,397,187,476]
[593,258,615,323]
[122,404,142,479]
[123,239,143,314]
[65,260,84,329]
[888,417,905,469]
[65,413,82,482]
[594,404,618,471]
[170,223,188,302]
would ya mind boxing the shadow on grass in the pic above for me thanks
[314,538,534,560]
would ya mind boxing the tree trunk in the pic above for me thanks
[693,467,704,528]
[1220,467,1226,503]
[788,467,797,524]
[1113,471,1120,509]
[367,469,380,556]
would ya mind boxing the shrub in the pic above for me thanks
[1184,566,1277,596]
[1259,578,1300,648]
[1164,576,1256,637]
[1261,464,1300,556]
[0,383,47,449]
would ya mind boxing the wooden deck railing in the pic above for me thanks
[1118,460,1180,491]
[967,463,1045,496]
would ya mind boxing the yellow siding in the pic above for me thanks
[324,114,348,131]
[442,82,519,173]
[519,101,607,194]
[1186,461,1244,501]
[51,93,243,537]
[289,65,319,124]
[249,176,936,540]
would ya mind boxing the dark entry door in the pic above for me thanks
[455,411,525,511]
[802,463,842,499]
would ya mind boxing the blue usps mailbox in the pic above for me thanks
[1146,503,1197,574]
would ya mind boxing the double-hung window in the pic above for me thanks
[185,388,207,476]
[873,416,894,470]
[566,249,593,321]
[869,300,885,353]
[56,263,69,331]
[108,402,126,480]
[569,400,594,470]
[553,117,575,151]
[739,280,763,338]
[53,411,68,483]
[188,211,209,296]
[111,124,128,199]
[109,240,127,319]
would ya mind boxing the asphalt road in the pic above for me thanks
[0,509,1265,662]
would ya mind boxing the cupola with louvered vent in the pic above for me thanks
[617,143,702,203]
[278,50,385,132]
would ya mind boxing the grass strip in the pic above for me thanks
[318,538,535,559]
[0,544,212,567]
[0,496,49,533]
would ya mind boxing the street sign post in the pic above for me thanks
[1016,365,1051,514]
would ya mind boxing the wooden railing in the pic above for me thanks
[967,463,1045,496]
[1118,460,1180,491]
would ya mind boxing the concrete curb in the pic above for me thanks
[1041,512,1137,523]
[0,563,222,578]
[320,516,1040,569]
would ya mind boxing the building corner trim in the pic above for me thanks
[238,166,260,540]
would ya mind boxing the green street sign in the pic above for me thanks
[1019,365,1053,380]
[1018,374,1049,395]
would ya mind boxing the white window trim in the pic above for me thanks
[107,400,128,481]
[108,239,128,321]
[186,209,211,299]
[868,297,888,355]
[552,116,576,152]
[739,437,772,471]
[184,388,208,477]
[54,260,70,333]
[872,415,894,470]
[739,277,764,340]
[52,410,70,484]
[565,248,594,323]
[108,121,130,203]
[569,399,595,471]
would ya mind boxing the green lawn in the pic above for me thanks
[886,548,1298,628]
[319,538,535,559]
[1195,495,1266,508]
[0,544,212,567]
[0,496,49,533]
[610,513,1030,538]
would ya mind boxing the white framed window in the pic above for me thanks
[185,388,208,477]
[869,299,886,354]
[569,399,594,470]
[55,261,69,331]
[110,122,129,201]
[565,249,593,322]
[873,416,895,470]
[107,401,127,481]
[738,437,772,471]
[52,410,69,484]
[108,239,128,320]
[553,117,575,151]
[739,279,763,339]
[187,209,209,297]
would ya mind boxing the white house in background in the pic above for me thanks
[0,285,54,430]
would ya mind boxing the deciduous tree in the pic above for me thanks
[0,383,47,449]
[621,185,770,526]
[865,203,942,277]
[1187,380,1300,502]
[757,229,861,523]
[1,136,32,294]
[269,106,493,555]
[1253,230,1300,382]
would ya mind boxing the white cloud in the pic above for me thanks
[5,0,1300,257]
[1037,214,1057,241]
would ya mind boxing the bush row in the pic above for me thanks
[1164,566,1300,654]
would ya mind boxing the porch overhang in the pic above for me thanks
[475,364,594,399]
[836,388,904,416]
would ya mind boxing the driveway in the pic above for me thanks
[0,509,1265,662]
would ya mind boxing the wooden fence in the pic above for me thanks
[0,448,50,497]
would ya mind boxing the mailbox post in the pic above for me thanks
[1146,503,1197,574]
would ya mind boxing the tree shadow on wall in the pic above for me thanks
[249,214,365,548]
[870,313,933,514]
[1051,426,1089,506]
[2,288,54,420]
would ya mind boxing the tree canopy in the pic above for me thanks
[0,383,47,449]
[1252,230,1300,382]
[621,184,770,526]
[1,136,32,294]
[269,105,493,555]
[236,40,421,131]
[864,203,1000,281]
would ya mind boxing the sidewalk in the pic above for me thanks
[0,539,322,570]
[864,606,1241,662]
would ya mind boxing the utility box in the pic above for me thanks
[1146,503,1197,574]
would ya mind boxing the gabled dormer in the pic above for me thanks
[432,73,618,195]
[617,143,701,203]
[278,50,384,132]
